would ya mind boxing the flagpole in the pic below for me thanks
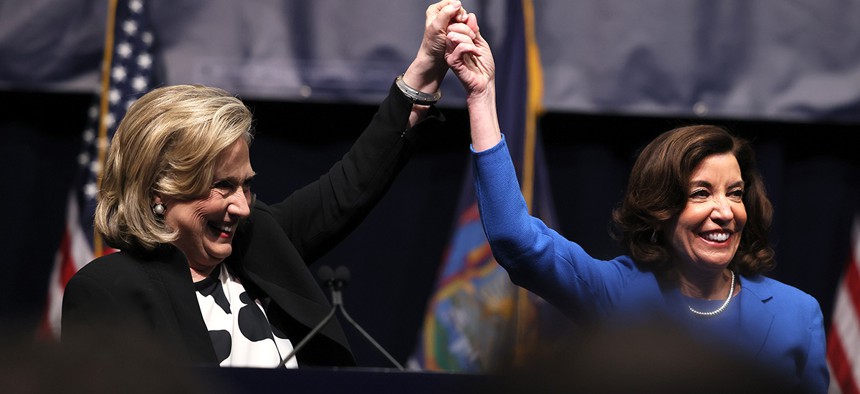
[515,0,545,365]
[520,0,543,214]
[94,0,119,258]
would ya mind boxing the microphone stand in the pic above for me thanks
[280,266,405,371]
[336,285,405,371]
[279,304,337,368]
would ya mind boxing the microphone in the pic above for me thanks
[280,265,404,370]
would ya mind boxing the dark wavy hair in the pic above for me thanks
[610,125,775,275]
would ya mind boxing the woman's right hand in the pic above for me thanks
[403,1,474,127]
[402,0,471,96]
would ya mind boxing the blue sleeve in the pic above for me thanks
[471,136,639,319]
[802,297,829,394]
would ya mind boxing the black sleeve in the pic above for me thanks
[265,81,442,263]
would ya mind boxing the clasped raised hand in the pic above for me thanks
[445,11,495,100]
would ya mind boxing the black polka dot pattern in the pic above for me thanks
[194,265,296,367]
[238,291,275,342]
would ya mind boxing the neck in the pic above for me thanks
[674,267,734,300]
[190,269,209,282]
[189,263,219,282]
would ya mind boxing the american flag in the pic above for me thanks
[827,214,860,394]
[40,0,155,339]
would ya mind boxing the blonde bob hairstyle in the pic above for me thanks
[95,84,254,251]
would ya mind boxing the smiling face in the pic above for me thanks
[668,152,747,275]
[159,139,255,280]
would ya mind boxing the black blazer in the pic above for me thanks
[61,82,439,367]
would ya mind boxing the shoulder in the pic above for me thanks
[744,275,816,299]
[74,252,145,278]
[68,249,170,291]
[743,274,822,314]
[565,253,658,291]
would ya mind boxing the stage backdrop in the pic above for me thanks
[2,0,860,122]
[0,0,857,386]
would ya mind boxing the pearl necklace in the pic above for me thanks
[688,271,735,317]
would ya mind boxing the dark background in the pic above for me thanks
[2,89,856,368]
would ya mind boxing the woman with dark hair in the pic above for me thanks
[445,14,827,393]
[611,125,776,276]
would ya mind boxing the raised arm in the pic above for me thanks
[267,1,476,262]
[445,15,627,319]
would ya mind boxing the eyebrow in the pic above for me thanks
[689,180,745,188]
[216,173,256,184]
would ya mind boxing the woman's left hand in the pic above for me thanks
[446,12,500,151]
[446,13,495,101]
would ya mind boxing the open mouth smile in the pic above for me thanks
[208,222,235,238]
[701,231,730,243]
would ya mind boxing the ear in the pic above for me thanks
[152,193,163,206]
[650,224,662,244]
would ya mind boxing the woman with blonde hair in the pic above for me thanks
[62,1,477,368]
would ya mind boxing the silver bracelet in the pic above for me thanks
[395,74,441,105]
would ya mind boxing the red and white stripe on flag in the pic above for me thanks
[38,0,153,340]
[41,194,95,339]
[827,215,860,394]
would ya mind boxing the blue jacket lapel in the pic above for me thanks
[736,275,775,358]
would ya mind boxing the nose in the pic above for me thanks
[226,186,252,218]
[710,195,734,222]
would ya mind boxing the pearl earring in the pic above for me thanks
[152,203,166,216]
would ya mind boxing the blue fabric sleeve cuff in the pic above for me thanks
[469,134,506,155]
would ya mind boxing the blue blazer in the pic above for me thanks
[472,136,828,394]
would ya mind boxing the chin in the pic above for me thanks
[206,246,233,262]
[704,257,734,268]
